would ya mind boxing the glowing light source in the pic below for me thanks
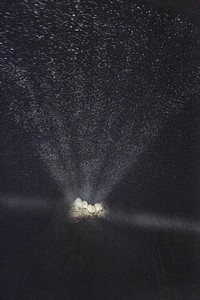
[70,197,107,221]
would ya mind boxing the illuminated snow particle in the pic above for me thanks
[70,198,107,221]
[94,203,102,212]
[87,204,93,213]
[74,197,82,207]
[82,201,88,208]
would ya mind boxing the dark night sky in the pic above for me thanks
[0,0,200,299]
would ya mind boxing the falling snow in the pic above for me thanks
[0,0,199,205]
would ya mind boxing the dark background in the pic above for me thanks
[0,0,200,299]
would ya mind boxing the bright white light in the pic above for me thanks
[70,197,107,220]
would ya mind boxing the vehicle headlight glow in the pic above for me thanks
[70,197,107,220]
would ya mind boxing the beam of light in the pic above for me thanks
[107,210,200,236]
[1,60,188,207]
[93,94,183,203]
[1,59,81,202]
[39,138,78,201]
[1,11,198,207]
[0,194,54,212]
